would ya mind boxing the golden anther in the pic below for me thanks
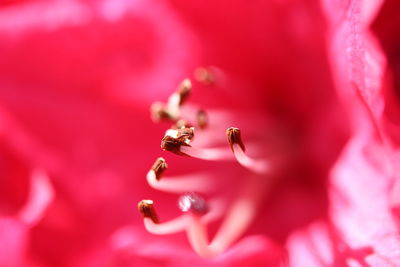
[176,127,195,142]
[161,135,191,156]
[196,110,208,129]
[177,79,192,105]
[226,127,246,152]
[138,200,159,223]
[173,119,191,129]
[151,102,174,122]
[194,67,215,85]
[151,157,168,180]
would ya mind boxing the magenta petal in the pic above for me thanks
[322,0,400,265]
[18,169,54,226]
[1,0,400,265]
[287,222,337,267]
[0,218,28,267]
[330,135,398,264]
[214,235,284,267]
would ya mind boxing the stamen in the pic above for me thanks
[226,127,245,152]
[177,79,192,105]
[151,157,168,181]
[150,102,175,122]
[226,127,269,174]
[144,71,273,256]
[173,119,192,129]
[161,126,195,156]
[232,143,269,174]
[18,169,54,226]
[196,110,208,129]
[144,215,188,235]
[138,200,159,224]
[167,79,192,114]
[143,198,224,235]
[161,135,191,156]
[179,146,234,161]
[194,67,215,85]
[185,174,269,258]
[176,127,195,142]
[179,193,209,215]
[147,160,215,193]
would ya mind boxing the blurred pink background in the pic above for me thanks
[0,0,400,266]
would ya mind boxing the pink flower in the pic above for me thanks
[0,0,399,266]
[318,0,400,265]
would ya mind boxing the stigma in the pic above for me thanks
[178,193,209,215]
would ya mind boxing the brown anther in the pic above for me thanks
[196,110,208,129]
[151,102,174,122]
[173,119,192,129]
[194,67,215,85]
[176,127,195,142]
[161,135,191,156]
[177,79,192,105]
[138,200,159,223]
[151,157,168,180]
[226,127,245,152]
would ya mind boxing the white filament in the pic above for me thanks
[232,144,269,174]
[185,174,269,258]
[180,146,234,161]
[143,199,225,235]
[146,170,215,193]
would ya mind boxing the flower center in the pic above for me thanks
[138,67,272,258]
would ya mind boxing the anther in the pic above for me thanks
[138,200,159,224]
[177,79,192,105]
[151,102,174,122]
[151,157,168,180]
[226,127,269,174]
[176,127,195,142]
[226,127,245,152]
[179,193,209,215]
[161,135,191,156]
[173,119,192,129]
[164,126,194,145]
[196,110,208,129]
[194,67,215,85]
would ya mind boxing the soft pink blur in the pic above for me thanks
[0,0,399,266]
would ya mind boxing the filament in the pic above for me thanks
[180,146,234,161]
[143,198,224,235]
[146,170,215,193]
[18,169,54,226]
[232,144,269,174]
[166,79,192,118]
[143,73,276,258]
[144,216,187,235]
[167,93,181,118]
[185,174,268,258]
